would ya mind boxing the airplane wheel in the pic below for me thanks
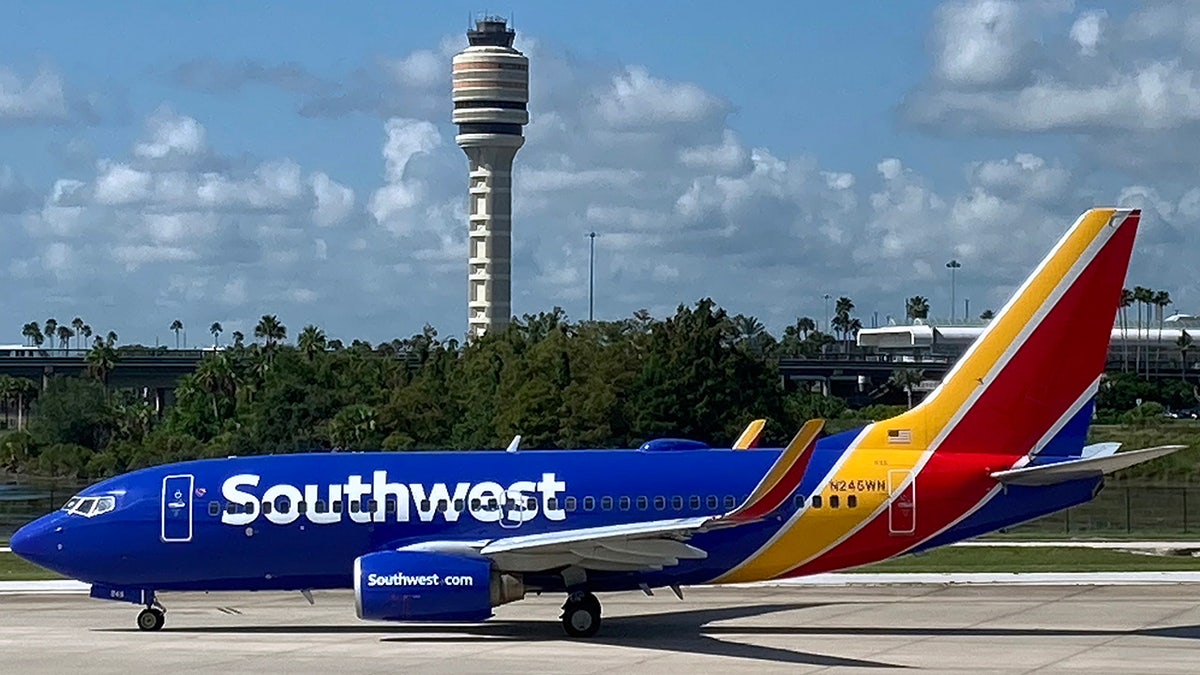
[137,607,165,631]
[561,592,601,638]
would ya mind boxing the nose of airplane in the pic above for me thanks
[10,515,58,566]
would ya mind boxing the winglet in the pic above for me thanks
[732,419,767,450]
[716,419,823,525]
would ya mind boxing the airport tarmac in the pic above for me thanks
[1,585,1198,674]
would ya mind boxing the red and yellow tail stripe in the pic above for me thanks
[718,208,1140,582]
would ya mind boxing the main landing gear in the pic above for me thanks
[560,591,601,638]
[137,603,165,631]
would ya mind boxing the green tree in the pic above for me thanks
[43,319,58,352]
[29,377,113,450]
[1178,330,1193,381]
[254,314,287,348]
[210,322,223,348]
[329,404,380,449]
[979,309,995,321]
[298,325,327,361]
[56,325,73,350]
[889,368,925,409]
[85,337,119,386]
[905,296,930,322]
[1119,288,1134,373]
[170,319,184,349]
[231,330,245,348]
[71,317,84,350]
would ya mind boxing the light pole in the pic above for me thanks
[588,231,597,322]
[946,259,961,323]
[823,294,831,333]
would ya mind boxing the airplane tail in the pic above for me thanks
[870,208,1140,460]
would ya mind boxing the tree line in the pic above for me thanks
[1,293,1193,480]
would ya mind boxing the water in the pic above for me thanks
[0,475,88,539]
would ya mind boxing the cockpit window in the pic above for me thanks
[61,495,116,518]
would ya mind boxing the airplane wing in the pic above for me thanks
[991,445,1186,487]
[398,420,824,574]
[732,418,767,450]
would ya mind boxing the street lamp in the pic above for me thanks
[946,259,961,323]
[588,232,597,322]
[823,294,832,333]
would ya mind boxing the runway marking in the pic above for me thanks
[5,571,1200,596]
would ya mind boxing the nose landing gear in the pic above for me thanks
[560,591,601,638]
[136,606,165,631]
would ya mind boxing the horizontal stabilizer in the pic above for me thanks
[991,445,1186,486]
[733,419,767,450]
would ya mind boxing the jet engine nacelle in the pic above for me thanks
[354,550,524,622]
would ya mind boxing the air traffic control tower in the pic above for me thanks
[453,17,529,339]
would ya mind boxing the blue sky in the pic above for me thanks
[2,1,1196,347]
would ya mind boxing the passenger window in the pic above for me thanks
[812,495,822,509]
[793,494,805,509]
[208,501,220,517]
[829,495,840,509]
[689,496,701,510]
[453,498,465,512]
[225,502,238,515]
[847,495,858,508]
[315,500,327,514]
[470,498,481,510]
[706,496,718,509]
[419,499,431,511]
[619,496,631,511]
[654,496,666,510]
[349,500,360,514]
[527,497,537,509]
[436,500,448,513]
[332,500,343,514]
[368,499,379,512]
[297,501,308,514]
[584,496,595,511]
[601,496,613,511]
[671,496,683,510]
[637,496,648,510]
[548,497,559,511]
[262,501,274,515]
[565,496,577,512]
[724,495,736,509]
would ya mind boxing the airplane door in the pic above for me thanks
[161,474,194,543]
[887,470,916,535]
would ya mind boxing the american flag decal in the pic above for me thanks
[887,429,911,444]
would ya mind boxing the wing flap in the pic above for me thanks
[991,445,1186,486]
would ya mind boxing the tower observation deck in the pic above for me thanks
[452,17,529,339]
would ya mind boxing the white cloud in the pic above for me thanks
[311,172,355,226]
[1070,10,1107,56]
[0,66,67,122]
[134,107,207,160]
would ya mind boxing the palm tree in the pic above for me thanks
[170,319,184,349]
[1179,330,1193,381]
[194,353,237,422]
[297,325,327,361]
[797,317,816,339]
[71,317,84,350]
[979,309,995,322]
[210,322,223,348]
[231,331,245,349]
[0,375,13,429]
[81,324,92,350]
[56,325,73,350]
[86,337,119,386]
[12,377,35,431]
[43,319,57,352]
[106,330,118,345]
[905,296,930,322]
[21,322,39,346]
[254,314,287,348]
[1133,286,1153,375]
[1153,289,1171,342]
[889,368,925,409]
[1119,288,1134,373]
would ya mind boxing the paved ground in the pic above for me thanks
[0,585,1198,674]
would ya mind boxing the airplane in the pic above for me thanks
[10,207,1186,638]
